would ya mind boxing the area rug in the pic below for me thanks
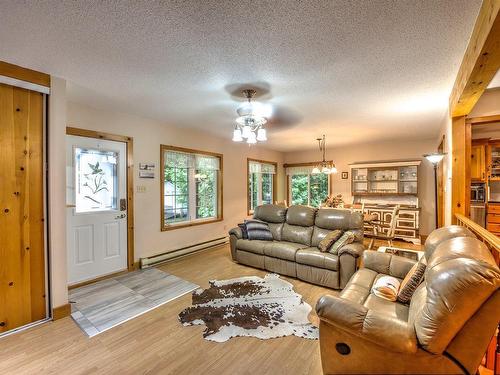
[178,273,318,342]
[70,268,198,337]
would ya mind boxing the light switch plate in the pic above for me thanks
[136,185,146,193]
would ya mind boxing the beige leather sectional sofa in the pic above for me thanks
[229,204,364,289]
[316,225,500,374]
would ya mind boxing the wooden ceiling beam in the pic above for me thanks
[0,60,50,88]
[449,0,500,117]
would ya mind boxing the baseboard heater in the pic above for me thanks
[140,236,228,268]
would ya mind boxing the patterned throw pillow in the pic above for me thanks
[328,231,355,254]
[372,275,401,301]
[245,219,273,241]
[397,260,426,304]
[318,230,344,252]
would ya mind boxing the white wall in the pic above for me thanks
[283,138,438,235]
[48,77,69,308]
[67,102,285,261]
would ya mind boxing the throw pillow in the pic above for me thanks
[245,219,273,241]
[328,231,355,254]
[237,223,248,239]
[397,259,426,304]
[318,230,344,252]
[371,275,401,302]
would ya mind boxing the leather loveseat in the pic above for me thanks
[229,204,364,289]
[315,225,500,374]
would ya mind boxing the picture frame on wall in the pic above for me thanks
[139,163,155,178]
[341,172,348,179]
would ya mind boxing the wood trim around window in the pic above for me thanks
[246,158,278,215]
[160,145,223,231]
[66,127,136,271]
[285,162,334,205]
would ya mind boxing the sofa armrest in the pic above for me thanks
[362,250,417,279]
[337,242,365,258]
[228,227,242,239]
[316,295,417,354]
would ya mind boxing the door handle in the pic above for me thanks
[114,213,126,219]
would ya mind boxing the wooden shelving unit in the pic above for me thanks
[351,160,420,196]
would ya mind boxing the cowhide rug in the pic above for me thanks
[178,273,318,342]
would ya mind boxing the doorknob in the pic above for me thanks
[114,213,126,219]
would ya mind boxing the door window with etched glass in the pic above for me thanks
[247,160,276,213]
[162,147,222,229]
[74,147,118,213]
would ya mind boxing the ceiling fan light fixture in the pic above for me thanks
[241,125,252,139]
[256,128,267,141]
[247,131,257,144]
[232,128,243,142]
[231,88,269,144]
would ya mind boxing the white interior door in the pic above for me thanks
[66,135,128,285]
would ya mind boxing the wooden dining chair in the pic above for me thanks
[275,200,288,207]
[365,205,400,250]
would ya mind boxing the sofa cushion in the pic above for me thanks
[296,247,339,271]
[282,223,313,246]
[413,236,500,354]
[315,208,363,230]
[286,205,317,226]
[236,239,268,255]
[423,225,474,261]
[253,204,287,223]
[268,223,284,241]
[364,294,409,321]
[340,268,378,304]
[263,241,307,261]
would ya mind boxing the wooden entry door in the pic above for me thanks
[0,83,47,333]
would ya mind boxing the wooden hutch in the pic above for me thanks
[350,160,421,244]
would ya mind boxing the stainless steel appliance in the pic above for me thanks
[471,183,485,203]
[471,183,486,227]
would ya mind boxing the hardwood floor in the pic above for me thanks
[0,240,422,374]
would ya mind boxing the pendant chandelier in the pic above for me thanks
[232,89,270,144]
[312,135,337,174]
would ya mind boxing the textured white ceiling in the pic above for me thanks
[0,0,481,151]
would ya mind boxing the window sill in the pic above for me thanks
[161,217,223,231]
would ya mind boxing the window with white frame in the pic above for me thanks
[287,166,330,207]
[248,159,277,213]
[161,146,222,229]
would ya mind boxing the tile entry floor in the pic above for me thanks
[69,268,199,337]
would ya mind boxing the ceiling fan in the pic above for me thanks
[226,83,303,144]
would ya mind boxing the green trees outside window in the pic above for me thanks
[248,160,276,212]
[162,148,221,228]
[290,173,329,207]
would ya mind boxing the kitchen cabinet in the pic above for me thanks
[487,141,500,181]
[487,203,500,236]
[471,143,486,181]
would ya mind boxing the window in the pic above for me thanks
[161,146,222,230]
[74,147,118,213]
[287,165,330,207]
[247,159,277,214]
